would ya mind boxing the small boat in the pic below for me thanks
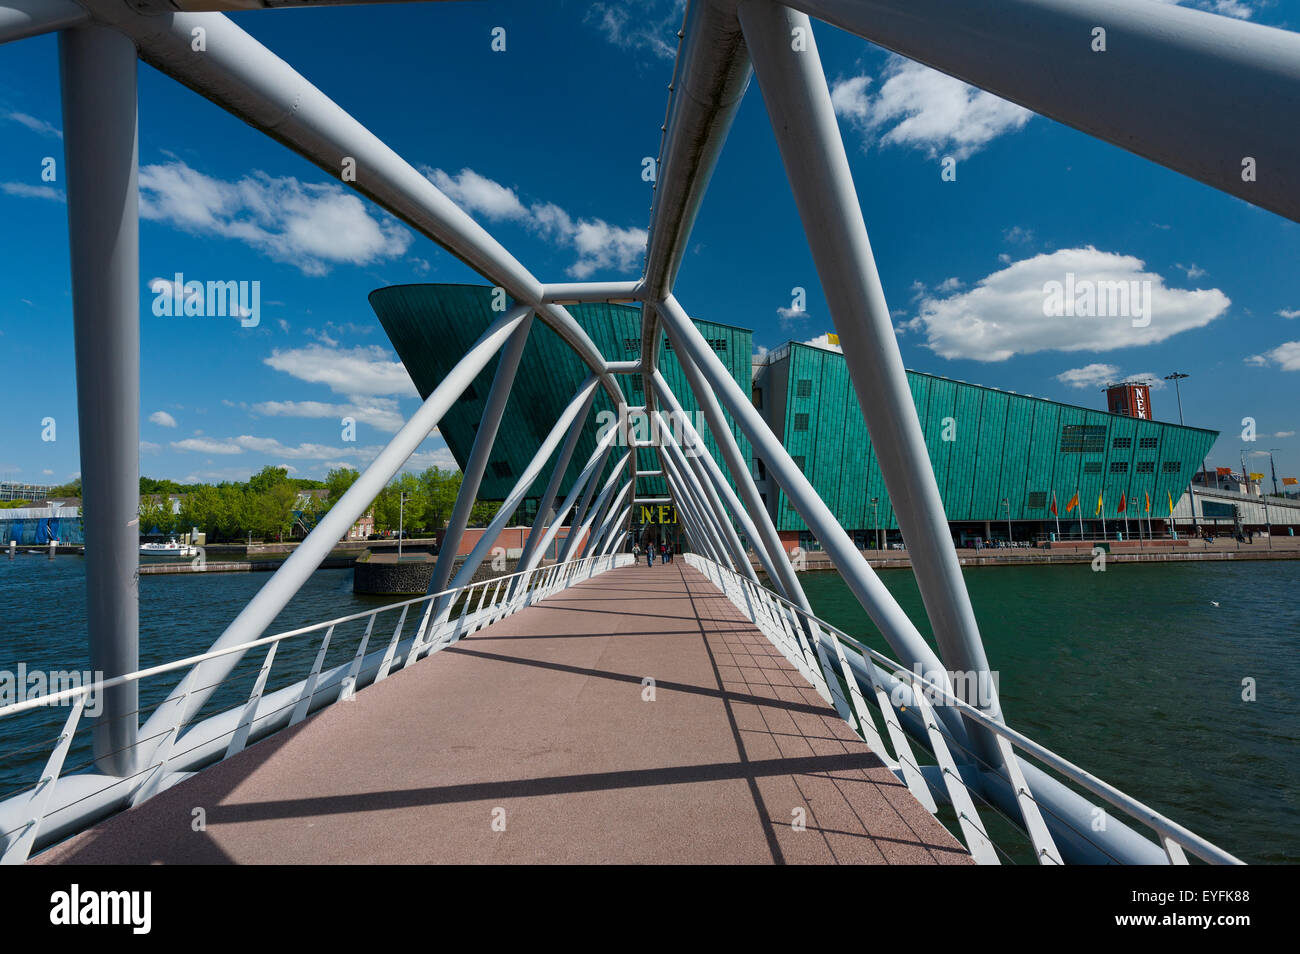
[140,538,198,557]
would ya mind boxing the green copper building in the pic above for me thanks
[369,284,752,530]
[370,285,1219,545]
[752,341,1218,546]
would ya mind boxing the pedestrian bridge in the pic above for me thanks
[2,0,1282,866]
[32,563,968,865]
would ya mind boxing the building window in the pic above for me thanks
[1083,462,1103,474]
[1139,436,1158,448]
[1110,461,1128,473]
[796,379,813,398]
[1136,461,1155,473]
[1113,437,1132,449]
[1027,491,1047,509]
[1162,461,1182,473]
[1061,424,1106,453]
[793,455,806,472]
[793,413,810,432]
[752,387,763,409]
[623,337,641,353]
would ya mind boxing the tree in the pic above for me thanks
[322,467,361,514]
[138,496,176,536]
[48,478,81,498]
[418,466,461,533]
[469,499,502,527]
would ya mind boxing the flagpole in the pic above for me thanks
[1077,490,1084,542]
[1053,491,1060,540]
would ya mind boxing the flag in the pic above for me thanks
[1096,491,1103,516]
[1066,491,1079,513]
[1145,491,1151,513]
[1118,492,1127,513]
[1168,490,1175,515]
[1249,472,1265,481]
[1050,491,1058,515]
[1285,477,1298,486]
[1216,467,1232,476]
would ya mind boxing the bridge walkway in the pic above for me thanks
[34,563,970,864]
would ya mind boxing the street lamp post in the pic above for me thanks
[1164,371,1199,536]
[398,490,408,559]
[870,497,880,551]
[1002,497,1012,545]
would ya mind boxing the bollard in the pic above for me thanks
[48,540,56,560]
[7,540,14,559]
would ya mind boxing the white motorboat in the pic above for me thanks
[140,538,198,557]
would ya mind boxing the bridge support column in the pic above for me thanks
[657,294,966,743]
[515,386,599,571]
[655,314,806,608]
[428,308,533,606]
[739,1,1001,735]
[61,25,139,775]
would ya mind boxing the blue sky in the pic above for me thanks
[1,0,1297,489]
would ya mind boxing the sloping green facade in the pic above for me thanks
[368,284,752,514]
[769,343,1218,532]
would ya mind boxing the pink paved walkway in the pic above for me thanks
[35,563,970,865]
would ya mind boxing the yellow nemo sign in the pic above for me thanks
[639,504,678,525]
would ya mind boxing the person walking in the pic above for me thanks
[646,542,654,567]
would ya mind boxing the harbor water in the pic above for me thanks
[1,553,1296,862]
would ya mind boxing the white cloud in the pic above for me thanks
[1273,430,1296,438]
[1150,0,1254,17]
[1245,341,1300,371]
[583,1,684,60]
[2,182,63,202]
[904,247,1230,361]
[426,168,528,220]
[831,57,1033,160]
[149,410,178,428]
[421,167,646,279]
[263,343,418,398]
[1175,263,1206,280]
[171,437,243,455]
[251,398,407,434]
[139,441,161,454]
[776,305,808,326]
[802,333,842,353]
[170,435,352,460]
[138,161,411,275]
[1056,363,1119,389]
[2,111,61,138]
[1278,309,1300,319]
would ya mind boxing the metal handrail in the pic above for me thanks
[0,552,632,863]
[0,555,607,719]
[683,552,1243,866]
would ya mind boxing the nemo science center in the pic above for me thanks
[372,284,1231,551]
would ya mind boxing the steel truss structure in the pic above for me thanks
[2,0,1291,864]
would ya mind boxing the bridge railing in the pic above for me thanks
[683,552,1243,867]
[0,552,632,864]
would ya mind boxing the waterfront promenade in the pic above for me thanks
[33,563,969,865]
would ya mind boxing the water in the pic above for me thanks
[797,560,1300,864]
[1,554,1296,862]
[0,555,391,804]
